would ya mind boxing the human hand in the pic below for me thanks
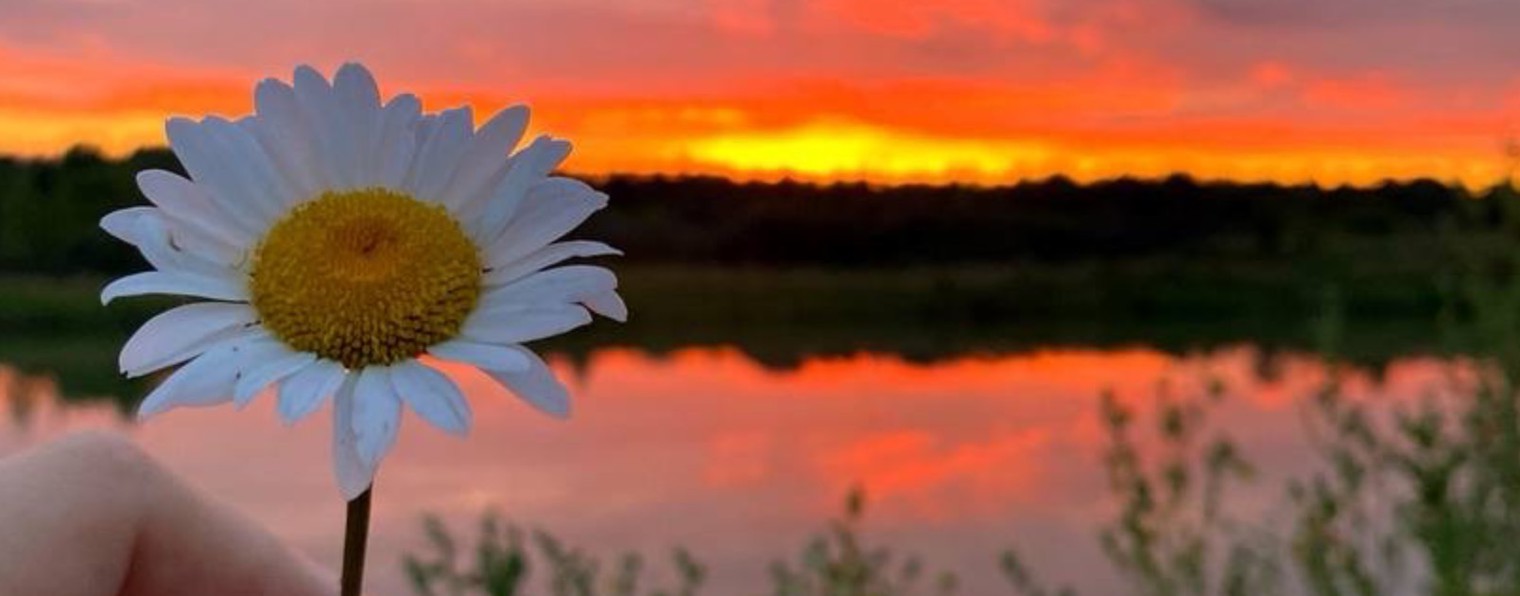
[0,431,334,596]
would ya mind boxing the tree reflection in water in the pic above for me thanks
[1005,218,1520,596]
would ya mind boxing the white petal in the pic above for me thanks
[405,106,473,202]
[136,337,256,420]
[233,347,316,407]
[165,218,245,267]
[251,78,323,199]
[101,271,246,304]
[334,63,380,109]
[102,207,235,275]
[217,335,293,404]
[461,304,591,344]
[483,241,621,287]
[164,118,237,213]
[165,117,285,233]
[100,205,233,276]
[333,63,382,186]
[351,366,402,466]
[375,94,423,188]
[483,265,617,306]
[331,375,376,500]
[128,174,248,266]
[467,136,572,243]
[412,113,438,152]
[390,361,471,435]
[428,339,532,372]
[483,177,607,267]
[333,62,381,112]
[100,207,157,245]
[136,169,255,253]
[101,209,233,279]
[278,359,347,424]
[202,116,296,224]
[119,302,257,377]
[483,347,570,419]
[439,105,529,211]
[293,65,352,190]
[583,290,629,322]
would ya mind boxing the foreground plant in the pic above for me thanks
[405,512,706,596]
[404,488,959,596]
[100,63,624,594]
[771,487,959,596]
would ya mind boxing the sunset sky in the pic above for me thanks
[3,0,1520,185]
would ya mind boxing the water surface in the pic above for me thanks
[0,344,1458,594]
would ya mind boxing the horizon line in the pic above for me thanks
[8,144,1515,193]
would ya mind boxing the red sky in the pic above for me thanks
[2,0,1520,186]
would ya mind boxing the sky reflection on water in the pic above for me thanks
[0,345,1464,594]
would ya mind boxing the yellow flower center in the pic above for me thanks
[249,188,481,369]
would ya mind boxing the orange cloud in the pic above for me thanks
[707,0,777,36]
[1250,61,1295,89]
[804,0,1057,41]
[1302,72,1407,111]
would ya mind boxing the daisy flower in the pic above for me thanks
[101,63,625,499]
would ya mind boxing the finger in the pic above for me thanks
[0,432,333,596]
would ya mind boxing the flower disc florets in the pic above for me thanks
[250,188,482,368]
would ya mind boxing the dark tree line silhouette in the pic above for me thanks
[586,172,1475,266]
[0,146,1508,274]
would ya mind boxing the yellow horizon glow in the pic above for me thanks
[0,102,1512,189]
[674,119,1512,188]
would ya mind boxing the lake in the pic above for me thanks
[0,336,1470,595]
